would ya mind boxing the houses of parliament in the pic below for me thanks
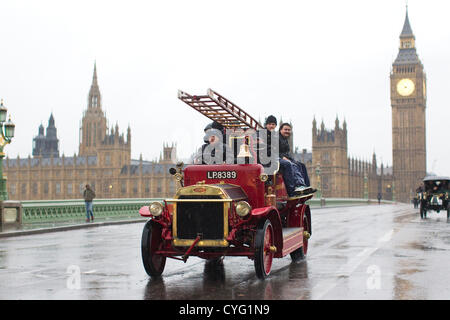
[4,64,178,200]
[3,9,426,203]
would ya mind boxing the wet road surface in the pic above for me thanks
[0,203,449,300]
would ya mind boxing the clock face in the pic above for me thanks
[423,79,426,98]
[397,78,415,96]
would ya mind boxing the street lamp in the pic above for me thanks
[0,99,16,201]
[363,173,369,200]
[315,163,322,200]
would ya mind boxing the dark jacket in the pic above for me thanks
[257,129,276,166]
[83,187,96,202]
[279,133,292,160]
[201,142,232,164]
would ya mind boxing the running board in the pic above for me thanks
[281,227,303,257]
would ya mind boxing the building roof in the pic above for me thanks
[4,156,98,168]
[393,48,420,65]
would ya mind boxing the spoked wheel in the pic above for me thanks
[290,213,310,262]
[141,221,166,277]
[254,219,275,279]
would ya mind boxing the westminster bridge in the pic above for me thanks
[0,199,449,300]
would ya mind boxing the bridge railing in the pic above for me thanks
[19,197,395,224]
[308,198,396,208]
[20,198,161,223]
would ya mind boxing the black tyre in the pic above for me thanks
[141,221,166,277]
[254,219,275,279]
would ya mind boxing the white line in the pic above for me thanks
[308,229,394,300]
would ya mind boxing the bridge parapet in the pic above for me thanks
[20,198,162,223]
[19,197,394,224]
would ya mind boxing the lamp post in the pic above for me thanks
[363,173,368,200]
[0,99,16,201]
[315,163,322,200]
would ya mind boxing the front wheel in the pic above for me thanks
[141,221,166,277]
[254,219,275,279]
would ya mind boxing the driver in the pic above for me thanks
[200,121,232,165]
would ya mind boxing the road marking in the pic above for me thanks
[83,269,98,274]
[308,229,394,300]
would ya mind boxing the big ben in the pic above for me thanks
[391,8,427,203]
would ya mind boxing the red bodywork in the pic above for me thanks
[140,89,312,278]
[140,163,312,260]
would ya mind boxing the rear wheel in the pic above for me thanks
[254,219,275,279]
[141,221,166,277]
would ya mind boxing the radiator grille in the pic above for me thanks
[176,201,224,240]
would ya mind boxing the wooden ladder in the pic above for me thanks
[178,88,263,130]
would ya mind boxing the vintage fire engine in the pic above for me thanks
[139,89,313,279]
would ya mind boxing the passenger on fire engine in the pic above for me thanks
[278,122,315,196]
[256,115,277,168]
[200,121,233,165]
[256,116,313,197]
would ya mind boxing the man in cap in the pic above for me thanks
[201,121,232,164]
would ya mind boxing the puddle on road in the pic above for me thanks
[393,275,416,300]
[405,241,447,252]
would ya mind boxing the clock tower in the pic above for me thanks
[391,8,427,203]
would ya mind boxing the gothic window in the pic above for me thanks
[133,181,138,194]
[92,95,98,107]
[121,181,127,193]
[55,183,61,194]
[32,183,38,195]
[94,123,97,146]
[145,180,150,194]
[105,154,111,165]
[10,183,16,195]
[67,183,73,195]
[21,183,27,195]
[322,152,330,164]
[44,182,49,194]
[157,179,162,194]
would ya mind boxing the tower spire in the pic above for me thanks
[400,4,414,39]
[93,60,98,86]
[88,61,101,109]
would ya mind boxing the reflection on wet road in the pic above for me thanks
[0,204,449,299]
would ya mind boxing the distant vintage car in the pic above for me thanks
[419,176,450,219]
[138,89,313,279]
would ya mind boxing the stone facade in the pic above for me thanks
[307,118,394,200]
[32,114,59,158]
[4,64,177,201]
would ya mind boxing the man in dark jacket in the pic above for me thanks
[278,123,314,197]
[201,121,232,165]
[257,115,277,166]
[83,184,96,222]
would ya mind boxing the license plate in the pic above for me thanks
[207,171,237,179]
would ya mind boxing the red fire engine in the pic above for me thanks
[139,89,313,279]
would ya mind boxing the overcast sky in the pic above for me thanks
[0,0,449,175]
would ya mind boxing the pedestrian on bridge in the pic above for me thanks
[83,184,96,222]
